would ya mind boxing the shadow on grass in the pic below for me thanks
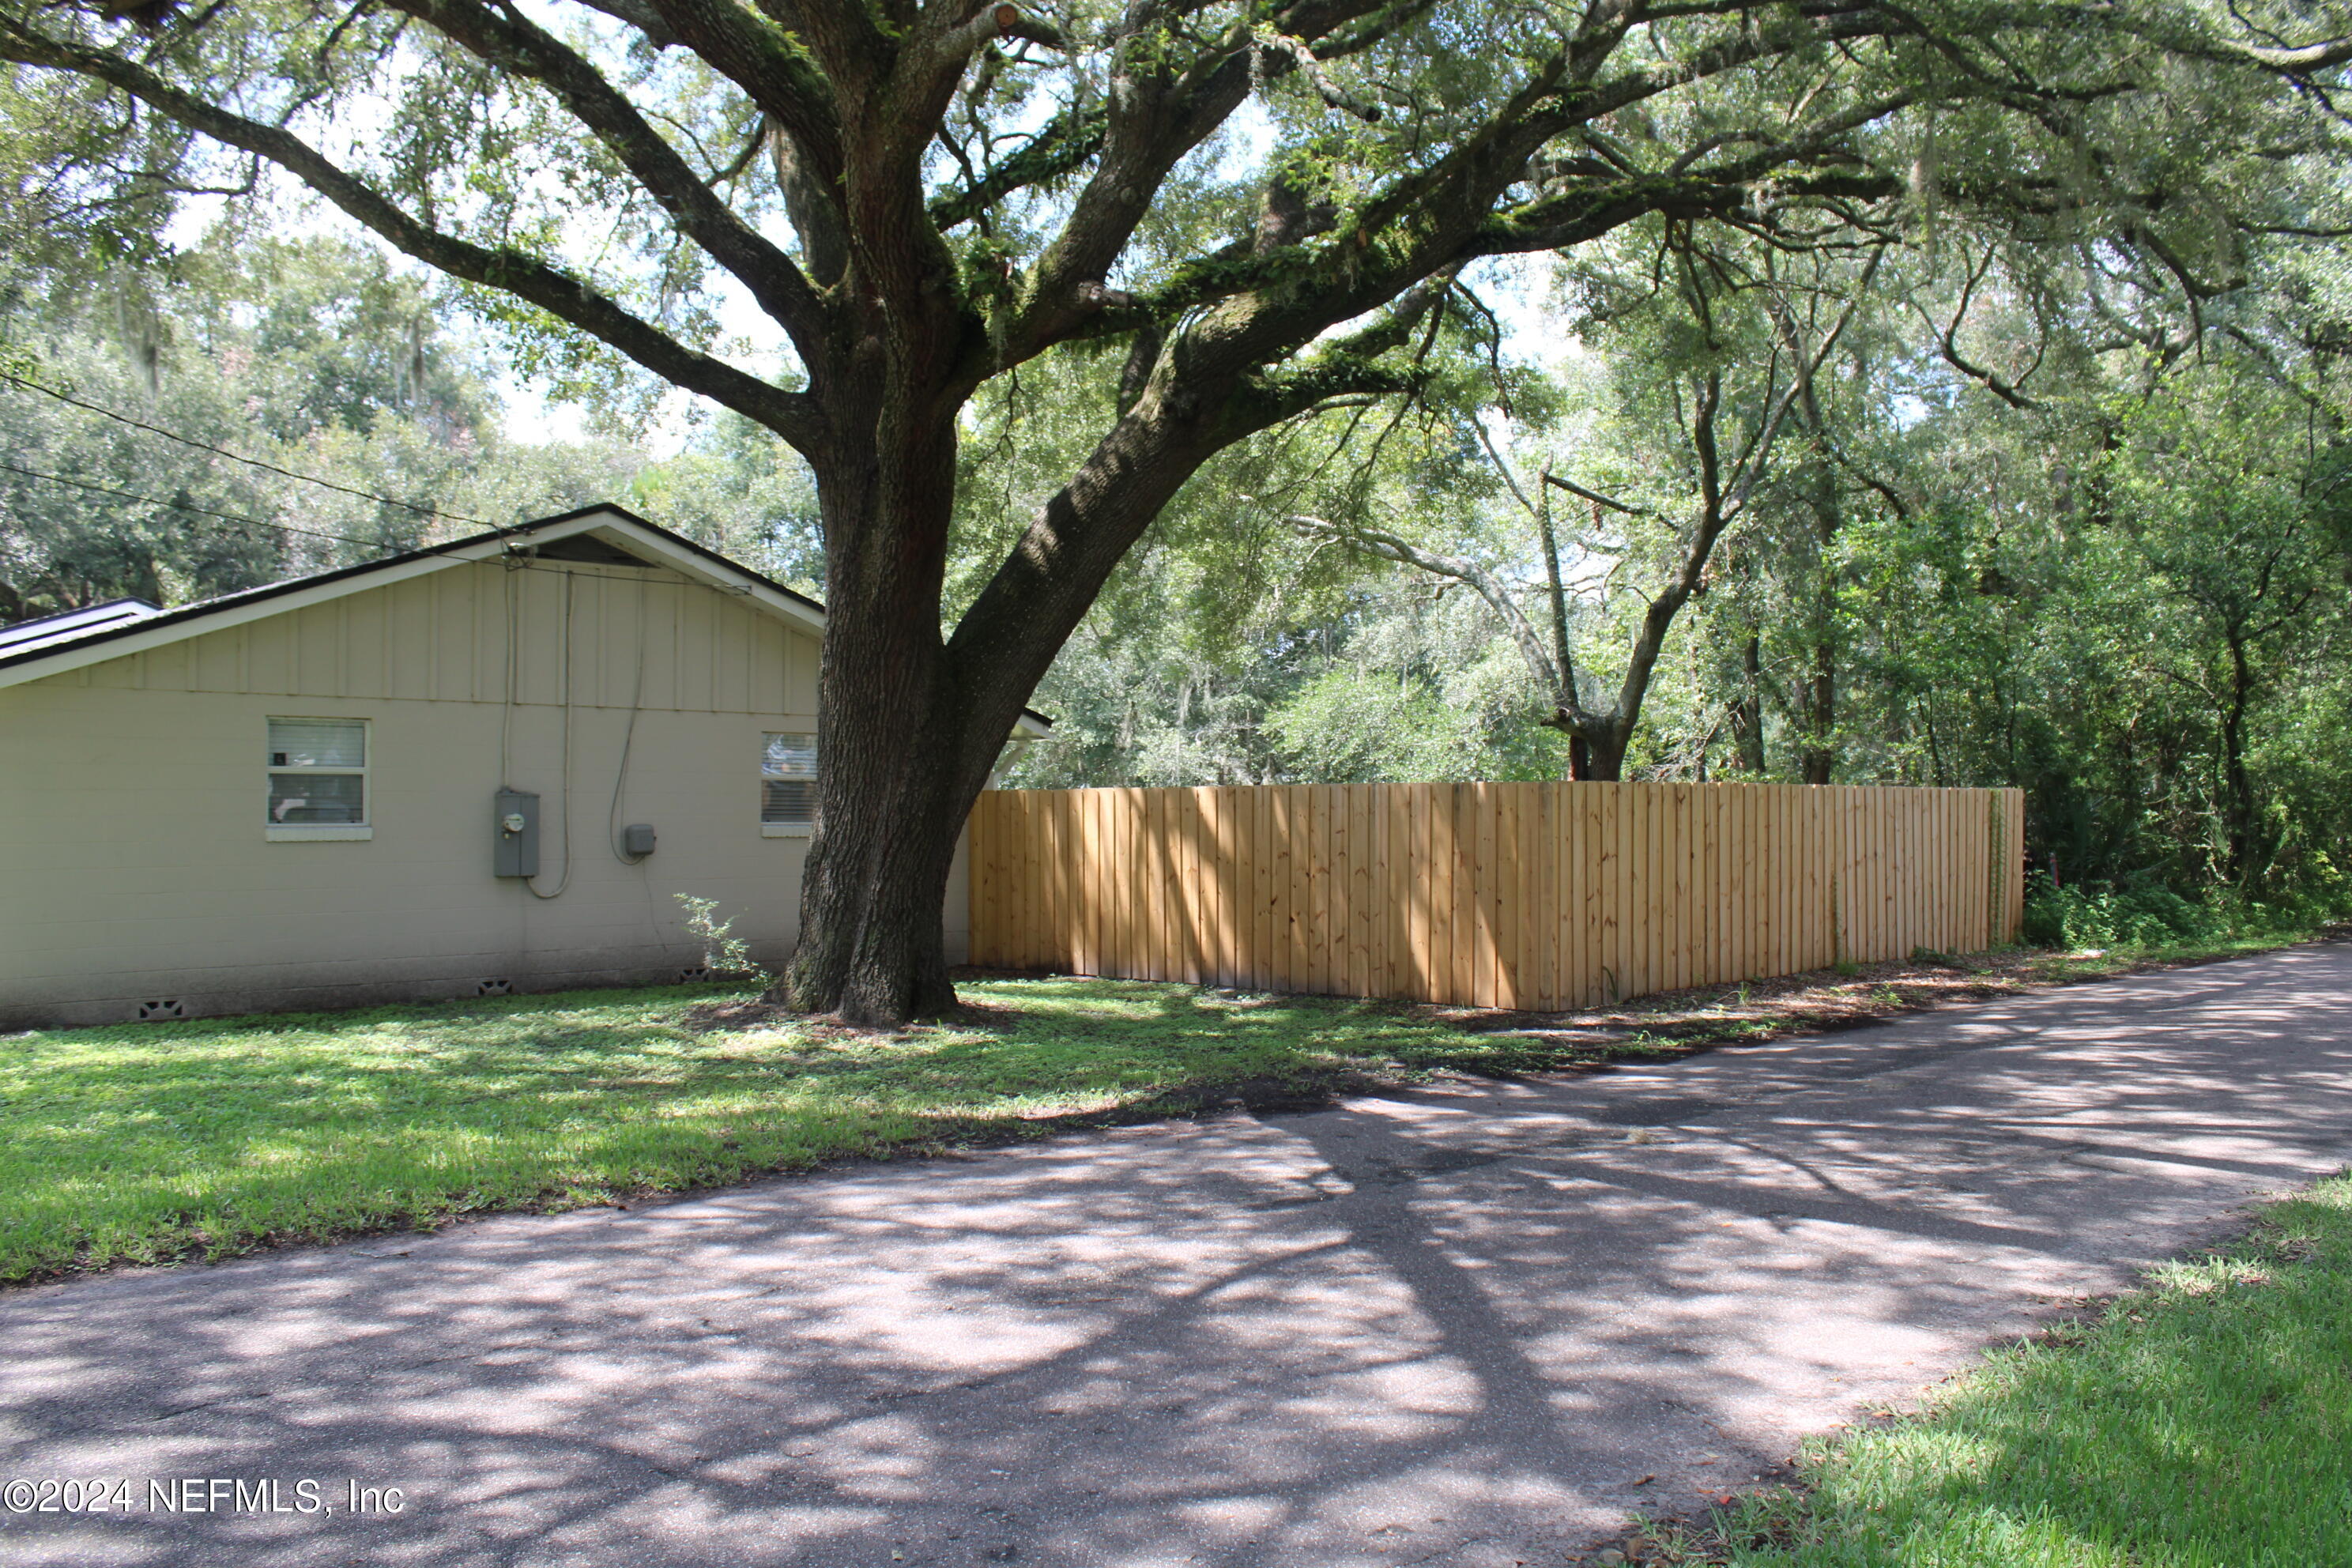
[0,977,1539,1285]
[11,935,2337,1292]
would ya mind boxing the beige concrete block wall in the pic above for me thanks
[0,554,973,1029]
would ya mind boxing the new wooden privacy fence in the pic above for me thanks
[969,781,2026,1010]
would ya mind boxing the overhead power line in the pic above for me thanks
[0,457,758,611]
[0,368,492,528]
[0,458,476,559]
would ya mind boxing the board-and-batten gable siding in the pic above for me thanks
[69,558,820,714]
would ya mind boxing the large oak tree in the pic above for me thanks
[6,0,2342,1020]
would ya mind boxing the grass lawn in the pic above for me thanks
[1,926,2330,1289]
[1691,1173,2352,1568]
[0,977,1613,1285]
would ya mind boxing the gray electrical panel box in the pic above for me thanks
[495,789,540,877]
[622,823,657,857]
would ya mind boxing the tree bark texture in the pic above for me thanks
[1732,632,1767,774]
[2222,633,2255,883]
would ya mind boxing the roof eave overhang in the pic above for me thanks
[547,511,829,636]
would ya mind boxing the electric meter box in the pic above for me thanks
[494,790,540,878]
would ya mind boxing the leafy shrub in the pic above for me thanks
[2019,873,2346,952]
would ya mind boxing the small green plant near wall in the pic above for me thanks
[675,894,769,986]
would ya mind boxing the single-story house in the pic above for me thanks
[0,504,1049,1030]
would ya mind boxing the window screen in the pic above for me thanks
[267,718,367,824]
[761,733,817,826]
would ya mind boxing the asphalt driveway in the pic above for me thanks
[4,943,2350,1567]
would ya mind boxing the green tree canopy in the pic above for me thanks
[3,0,2344,1016]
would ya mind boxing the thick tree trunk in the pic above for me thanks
[1556,719,1629,781]
[1732,632,1766,773]
[2222,635,2255,883]
[771,398,989,1024]
[1799,469,1841,786]
[1800,635,1835,786]
[784,729,969,1024]
[771,317,1233,1023]
[1581,723,1630,782]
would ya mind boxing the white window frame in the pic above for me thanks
[760,731,816,837]
[265,716,374,842]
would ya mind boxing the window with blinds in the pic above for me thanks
[761,733,817,827]
[267,718,368,825]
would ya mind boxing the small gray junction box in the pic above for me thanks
[495,790,541,878]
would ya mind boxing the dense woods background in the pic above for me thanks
[3,0,2348,958]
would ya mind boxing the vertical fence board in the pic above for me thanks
[1807,788,1829,971]
[1126,790,1152,981]
[1939,790,1955,955]
[1890,789,1907,959]
[1476,783,1496,1006]
[1886,788,1901,960]
[1883,790,1900,959]
[1084,789,1106,976]
[1728,786,1747,981]
[1911,790,1927,956]
[1347,785,1366,994]
[1443,784,1459,1004]
[1152,790,1174,982]
[1295,786,1318,992]
[1596,784,1619,1004]
[1385,782,1408,1000]
[1329,785,1347,993]
[1302,786,1328,994]
[1637,782,1656,999]
[1334,785,1353,994]
[1190,790,1210,989]
[1547,784,1569,1010]
[1706,786,1727,989]
[1525,784,1545,1009]
[1660,786,1682,994]
[1940,790,1956,955]
[1175,788,1193,984]
[1427,785,1453,1004]
[1854,786,1872,960]
[1851,786,1868,961]
[1144,787,1167,981]
[1412,783,1436,1001]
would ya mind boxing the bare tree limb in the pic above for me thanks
[1283,511,1570,710]
[0,18,828,450]
[386,0,830,354]
[1543,470,1652,516]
